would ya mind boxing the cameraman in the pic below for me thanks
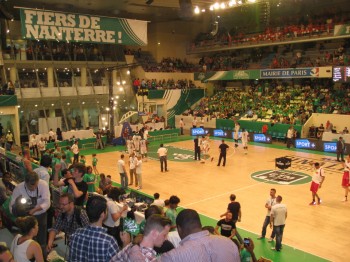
[241,237,257,262]
[9,171,50,255]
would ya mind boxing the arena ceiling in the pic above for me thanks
[4,0,214,22]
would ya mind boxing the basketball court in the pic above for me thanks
[83,137,348,262]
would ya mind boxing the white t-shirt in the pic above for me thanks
[140,140,147,154]
[157,147,167,157]
[266,197,276,216]
[118,159,126,173]
[129,156,136,169]
[71,144,79,154]
[271,203,287,226]
[344,160,350,172]
[287,129,294,139]
[136,160,142,174]
[192,119,197,126]
[152,199,165,207]
[104,197,122,227]
[11,234,33,262]
[241,131,249,143]
[312,167,325,184]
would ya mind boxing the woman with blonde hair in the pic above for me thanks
[10,216,44,262]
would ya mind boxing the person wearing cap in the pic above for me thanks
[10,171,50,255]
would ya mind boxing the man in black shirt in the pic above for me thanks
[53,163,88,207]
[194,136,201,161]
[215,212,236,239]
[221,194,243,243]
[217,140,229,167]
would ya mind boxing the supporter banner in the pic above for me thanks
[19,8,148,46]
[194,70,259,82]
[260,67,332,79]
[334,24,350,36]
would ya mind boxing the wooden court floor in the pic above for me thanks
[85,139,349,262]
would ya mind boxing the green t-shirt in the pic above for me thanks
[92,157,98,167]
[165,208,177,230]
[240,249,252,262]
[64,150,73,164]
[80,159,86,165]
[83,173,96,192]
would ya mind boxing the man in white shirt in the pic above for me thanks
[37,137,46,157]
[286,126,294,149]
[48,128,55,140]
[129,153,138,187]
[10,172,50,254]
[258,188,276,241]
[71,140,79,163]
[157,144,168,172]
[270,195,287,252]
[118,154,128,189]
[152,193,165,207]
[179,118,185,135]
[33,155,52,185]
[309,162,325,205]
[241,129,249,154]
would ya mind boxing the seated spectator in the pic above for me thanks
[343,127,349,134]
[69,195,119,261]
[111,214,172,261]
[0,244,14,262]
[98,173,112,195]
[47,193,89,252]
[10,216,44,262]
[159,209,240,261]
[152,193,165,207]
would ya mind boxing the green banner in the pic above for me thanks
[0,95,17,106]
[19,8,148,46]
[334,24,350,36]
[194,70,259,82]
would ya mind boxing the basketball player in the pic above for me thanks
[140,138,148,162]
[342,154,350,201]
[241,128,249,154]
[200,135,212,163]
[133,132,141,153]
[126,136,134,155]
[309,162,325,205]
[234,122,240,148]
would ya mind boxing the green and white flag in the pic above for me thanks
[19,8,148,46]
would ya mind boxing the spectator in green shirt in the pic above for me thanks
[83,166,96,193]
[165,195,180,231]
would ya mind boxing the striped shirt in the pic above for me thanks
[158,230,240,262]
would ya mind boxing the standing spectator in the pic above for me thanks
[47,193,89,252]
[194,136,201,161]
[128,152,137,187]
[192,117,197,128]
[37,138,46,157]
[69,195,119,262]
[179,118,185,135]
[136,155,143,190]
[217,140,229,167]
[92,154,99,175]
[286,126,294,148]
[29,134,39,158]
[71,140,79,164]
[33,155,52,185]
[258,188,276,241]
[103,187,128,247]
[5,130,14,150]
[98,173,112,195]
[220,194,243,243]
[118,154,128,190]
[83,166,96,193]
[10,216,44,262]
[342,155,350,202]
[159,209,240,262]
[56,128,63,141]
[64,146,73,165]
[95,130,104,149]
[166,195,180,231]
[270,195,287,252]
[152,193,165,207]
[48,129,55,141]
[337,137,345,162]
[157,144,168,172]
[215,212,236,239]
[53,163,88,207]
[10,172,50,255]
[309,162,325,205]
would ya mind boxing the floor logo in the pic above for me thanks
[148,145,195,162]
[251,170,311,185]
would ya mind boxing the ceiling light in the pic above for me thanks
[194,6,200,14]
[229,0,236,6]
[209,5,214,11]
[127,70,130,75]
[214,2,220,9]
[220,3,226,9]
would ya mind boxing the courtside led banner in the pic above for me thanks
[19,8,148,46]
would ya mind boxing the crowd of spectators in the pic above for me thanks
[190,80,350,123]
[133,78,197,93]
